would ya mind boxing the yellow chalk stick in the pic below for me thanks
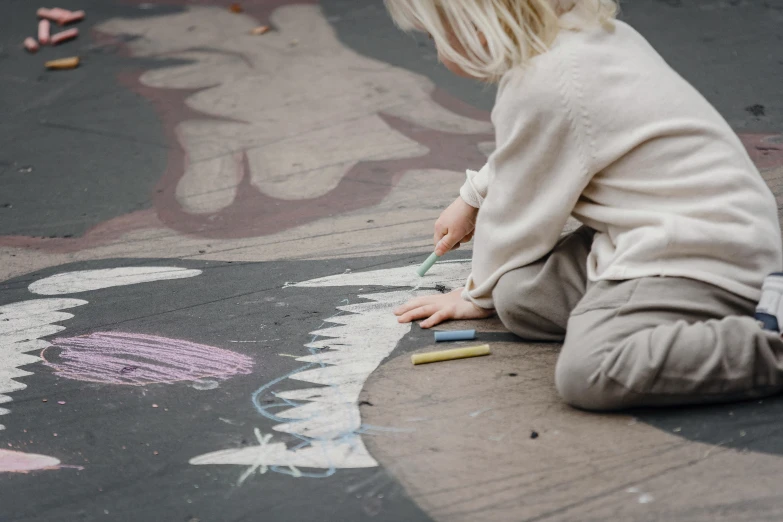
[45,56,79,70]
[411,344,490,365]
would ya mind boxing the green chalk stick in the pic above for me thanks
[417,252,440,277]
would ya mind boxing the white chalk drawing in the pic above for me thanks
[190,260,471,480]
[0,299,87,431]
[29,267,202,295]
[0,266,201,433]
[96,4,491,213]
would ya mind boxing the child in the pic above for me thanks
[387,0,783,410]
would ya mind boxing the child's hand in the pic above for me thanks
[433,197,479,256]
[394,289,494,328]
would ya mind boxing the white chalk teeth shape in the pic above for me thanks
[190,260,471,479]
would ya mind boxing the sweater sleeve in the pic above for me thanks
[459,163,491,208]
[463,56,595,309]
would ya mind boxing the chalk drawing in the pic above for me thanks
[0,449,61,473]
[191,260,471,479]
[0,265,200,431]
[0,299,87,431]
[29,267,202,295]
[94,4,492,238]
[42,332,253,386]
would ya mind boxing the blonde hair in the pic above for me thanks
[384,0,618,82]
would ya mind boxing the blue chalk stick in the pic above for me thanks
[434,330,477,342]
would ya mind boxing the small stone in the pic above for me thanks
[152,404,159,408]
[746,104,766,117]
[673,427,681,433]
[530,431,539,439]
[42,399,48,403]
[57,401,66,405]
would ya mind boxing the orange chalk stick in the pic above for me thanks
[45,56,79,70]
[24,37,40,53]
[59,10,85,25]
[38,19,51,45]
[51,27,78,45]
[250,25,270,35]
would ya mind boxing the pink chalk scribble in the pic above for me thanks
[42,332,254,385]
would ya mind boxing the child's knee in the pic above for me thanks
[493,271,565,341]
[554,350,631,411]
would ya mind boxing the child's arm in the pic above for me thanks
[433,197,478,256]
[463,63,595,310]
[432,164,490,256]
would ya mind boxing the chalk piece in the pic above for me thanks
[39,7,72,22]
[59,10,85,25]
[416,252,440,277]
[24,37,40,53]
[45,56,79,70]
[411,344,490,365]
[37,8,57,21]
[49,8,71,19]
[51,27,78,45]
[434,329,476,342]
[38,19,51,45]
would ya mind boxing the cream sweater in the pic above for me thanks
[461,18,782,309]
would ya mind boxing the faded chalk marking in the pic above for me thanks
[29,267,202,295]
[192,379,220,391]
[43,332,253,386]
[469,408,492,418]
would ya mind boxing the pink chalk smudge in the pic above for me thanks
[0,449,61,473]
[42,332,254,385]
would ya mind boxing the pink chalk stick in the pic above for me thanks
[59,9,85,25]
[24,37,40,53]
[38,19,51,45]
[50,27,78,45]
[49,7,71,18]
[37,7,68,22]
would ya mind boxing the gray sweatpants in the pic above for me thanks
[493,226,783,411]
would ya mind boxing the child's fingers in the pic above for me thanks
[420,310,449,328]
[434,235,457,256]
[433,222,448,248]
[397,305,438,324]
[394,296,434,315]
